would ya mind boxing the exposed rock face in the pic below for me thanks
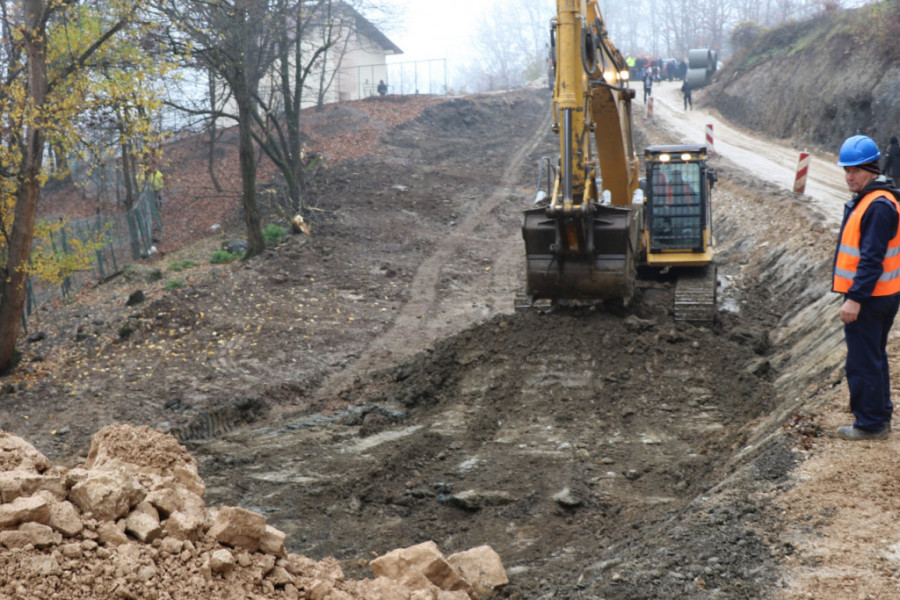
[0,425,508,599]
[704,8,900,151]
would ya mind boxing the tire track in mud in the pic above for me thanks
[324,101,554,391]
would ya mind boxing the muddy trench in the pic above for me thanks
[183,161,842,599]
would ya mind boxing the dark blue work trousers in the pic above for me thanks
[844,294,900,432]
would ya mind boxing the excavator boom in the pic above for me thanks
[521,0,641,305]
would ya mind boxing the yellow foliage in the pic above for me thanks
[29,220,111,290]
[0,0,176,294]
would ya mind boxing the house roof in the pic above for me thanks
[340,2,403,55]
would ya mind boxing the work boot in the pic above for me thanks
[837,425,889,441]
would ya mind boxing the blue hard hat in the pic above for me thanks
[837,135,881,166]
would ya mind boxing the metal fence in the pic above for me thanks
[25,191,162,317]
[343,59,449,99]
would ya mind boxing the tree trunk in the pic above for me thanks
[0,0,48,374]
[207,70,223,193]
[286,168,303,214]
[237,94,264,257]
[118,108,136,210]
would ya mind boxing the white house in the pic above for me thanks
[252,1,403,111]
[328,4,403,102]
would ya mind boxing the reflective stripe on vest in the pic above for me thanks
[833,190,900,295]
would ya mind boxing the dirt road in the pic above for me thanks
[321,99,552,391]
[652,82,848,223]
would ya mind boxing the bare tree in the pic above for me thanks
[468,0,554,90]
[253,0,339,214]
[163,0,395,230]
[159,0,279,257]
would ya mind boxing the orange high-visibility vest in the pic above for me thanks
[833,190,900,296]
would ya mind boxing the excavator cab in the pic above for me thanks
[643,145,715,267]
[642,144,717,320]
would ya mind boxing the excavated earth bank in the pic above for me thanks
[703,5,900,151]
[0,86,855,598]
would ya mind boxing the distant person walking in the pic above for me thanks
[681,80,692,110]
[832,134,900,441]
[642,70,652,104]
[377,80,387,96]
[883,136,900,182]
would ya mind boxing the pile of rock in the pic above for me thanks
[0,425,508,599]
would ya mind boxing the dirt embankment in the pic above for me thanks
[704,5,900,152]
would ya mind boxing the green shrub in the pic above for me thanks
[210,250,241,264]
[165,279,184,291]
[263,223,287,244]
[168,259,199,272]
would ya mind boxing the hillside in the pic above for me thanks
[703,2,900,152]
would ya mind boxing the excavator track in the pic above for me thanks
[673,264,717,322]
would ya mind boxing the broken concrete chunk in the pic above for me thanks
[448,545,509,599]
[0,432,52,472]
[125,508,162,543]
[23,555,61,577]
[260,524,287,557]
[96,520,129,546]
[0,529,32,550]
[68,468,146,521]
[0,495,50,528]
[160,537,183,555]
[209,548,236,574]
[162,509,204,541]
[19,521,61,548]
[0,470,65,503]
[42,496,84,537]
[552,487,583,508]
[269,565,295,587]
[207,506,266,552]
[370,541,475,598]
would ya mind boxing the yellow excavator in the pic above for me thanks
[520,0,716,320]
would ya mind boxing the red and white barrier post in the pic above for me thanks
[705,123,715,152]
[647,97,654,119]
[793,152,811,194]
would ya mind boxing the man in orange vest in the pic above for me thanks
[833,134,900,440]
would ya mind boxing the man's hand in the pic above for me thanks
[841,298,861,323]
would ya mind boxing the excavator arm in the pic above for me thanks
[522,0,642,303]
[552,0,639,208]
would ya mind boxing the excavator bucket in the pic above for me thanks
[521,203,639,304]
